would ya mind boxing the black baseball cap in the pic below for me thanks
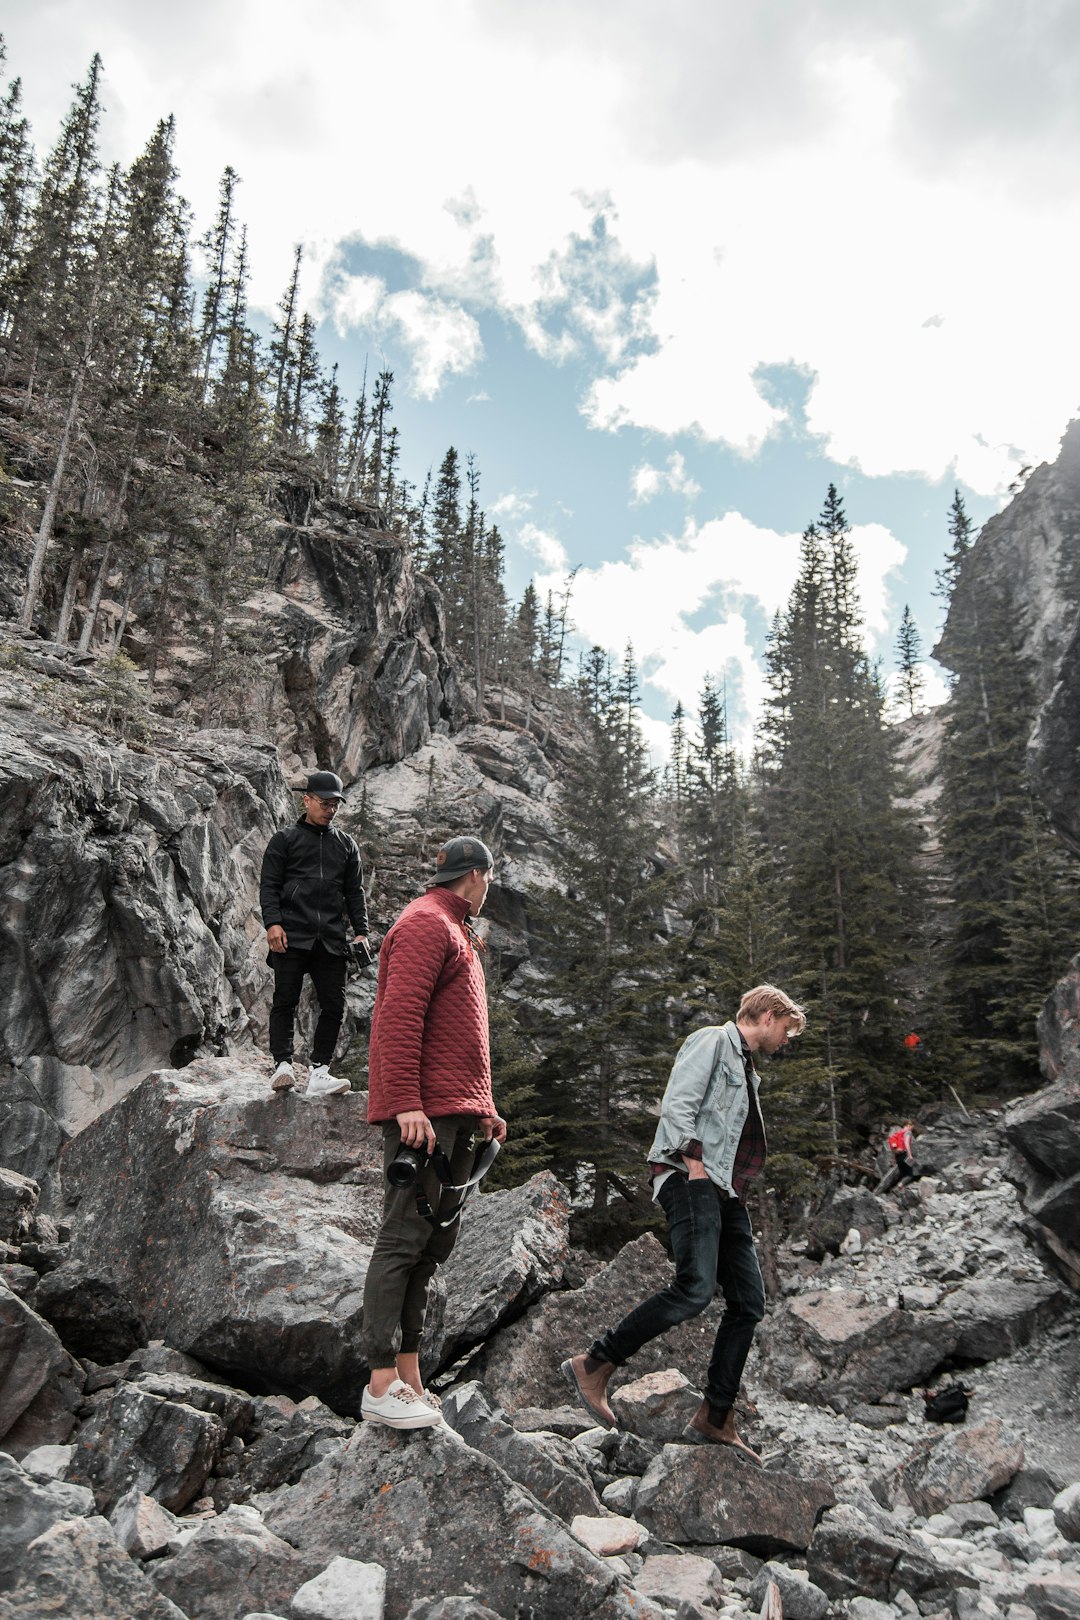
[303,770,345,801]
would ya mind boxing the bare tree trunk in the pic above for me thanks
[17,284,100,633]
[75,540,112,655]
[54,548,85,648]
[145,554,173,689]
[112,577,135,651]
[200,618,225,725]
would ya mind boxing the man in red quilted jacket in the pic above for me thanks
[360,835,507,1430]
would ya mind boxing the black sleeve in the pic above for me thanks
[343,837,369,936]
[259,829,290,928]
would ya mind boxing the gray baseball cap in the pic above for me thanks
[433,835,494,885]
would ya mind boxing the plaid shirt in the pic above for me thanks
[730,1035,767,1201]
[650,1033,767,1203]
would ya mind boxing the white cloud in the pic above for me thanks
[322,272,483,398]
[519,522,570,573]
[490,490,536,521]
[8,2,1080,491]
[630,451,701,504]
[381,289,484,399]
[534,510,905,744]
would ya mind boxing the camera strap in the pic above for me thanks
[415,1137,502,1229]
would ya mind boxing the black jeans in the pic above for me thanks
[268,941,347,1065]
[589,1173,765,1412]
[894,1150,917,1184]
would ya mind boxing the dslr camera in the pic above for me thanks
[386,1143,432,1188]
[346,937,375,970]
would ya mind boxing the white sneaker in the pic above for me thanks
[305,1064,349,1098]
[270,1060,295,1092]
[361,1379,442,1429]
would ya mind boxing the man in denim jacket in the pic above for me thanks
[563,984,805,1460]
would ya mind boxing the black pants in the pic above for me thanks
[362,1116,479,1367]
[268,942,347,1065]
[893,1150,917,1184]
[589,1173,765,1412]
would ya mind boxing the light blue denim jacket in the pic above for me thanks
[647,1021,765,1194]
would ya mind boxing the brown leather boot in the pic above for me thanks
[685,1398,762,1464]
[561,1353,616,1429]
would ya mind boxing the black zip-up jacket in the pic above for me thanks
[259,817,369,954]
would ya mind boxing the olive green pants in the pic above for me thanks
[361,1114,478,1368]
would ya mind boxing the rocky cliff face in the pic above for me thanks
[0,496,572,1210]
[932,418,1080,1084]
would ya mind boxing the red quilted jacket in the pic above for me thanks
[367,887,494,1123]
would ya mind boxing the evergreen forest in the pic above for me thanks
[3,47,1079,1244]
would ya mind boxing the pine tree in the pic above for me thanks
[758,486,926,1134]
[314,364,346,490]
[270,243,302,439]
[0,66,34,333]
[362,369,393,508]
[6,54,103,389]
[429,446,464,640]
[198,165,239,391]
[895,604,925,718]
[342,364,369,501]
[530,645,674,1235]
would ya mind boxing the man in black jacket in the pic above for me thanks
[259,771,369,1097]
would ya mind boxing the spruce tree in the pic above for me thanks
[895,604,925,718]
[758,486,925,1133]
[6,54,103,388]
[198,165,239,391]
[530,645,674,1236]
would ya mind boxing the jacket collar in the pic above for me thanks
[425,885,472,923]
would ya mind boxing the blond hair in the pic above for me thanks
[737,984,807,1034]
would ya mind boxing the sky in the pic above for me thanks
[6,1,1080,759]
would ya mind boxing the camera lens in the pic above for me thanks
[387,1145,426,1188]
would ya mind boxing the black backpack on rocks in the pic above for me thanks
[923,1383,970,1423]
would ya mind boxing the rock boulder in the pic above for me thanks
[633,1442,835,1553]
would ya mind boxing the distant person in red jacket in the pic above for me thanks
[360,835,507,1431]
[889,1119,918,1184]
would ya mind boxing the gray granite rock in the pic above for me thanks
[291,1555,387,1620]
[33,1258,148,1364]
[1053,1482,1080,1543]
[439,1380,603,1522]
[264,1419,666,1619]
[0,1513,186,1618]
[433,1172,569,1368]
[633,1442,835,1553]
[807,1502,978,1604]
[150,1503,307,1620]
[0,1450,95,1590]
[68,1382,226,1514]
[761,1287,949,1406]
[0,1282,84,1458]
[609,1367,701,1443]
[748,1561,830,1620]
[896,1420,1024,1517]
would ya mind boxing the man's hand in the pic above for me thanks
[479,1114,508,1144]
[267,925,287,954]
[397,1110,436,1154]
[683,1156,709,1180]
